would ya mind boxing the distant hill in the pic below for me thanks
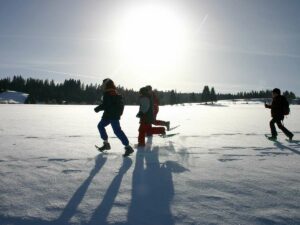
[0,90,29,104]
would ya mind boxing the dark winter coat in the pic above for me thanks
[266,95,289,120]
[94,90,124,120]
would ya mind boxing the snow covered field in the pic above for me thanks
[0,103,299,225]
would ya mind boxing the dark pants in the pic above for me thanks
[98,119,129,146]
[270,118,293,138]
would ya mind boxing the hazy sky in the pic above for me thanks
[0,0,299,95]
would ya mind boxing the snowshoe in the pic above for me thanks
[169,125,180,131]
[95,142,111,152]
[159,133,180,138]
[265,134,277,141]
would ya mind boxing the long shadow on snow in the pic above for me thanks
[126,137,175,225]
[0,143,187,225]
[0,154,107,225]
[86,157,132,225]
[54,154,107,224]
[273,141,300,155]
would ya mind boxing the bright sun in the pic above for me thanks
[116,4,188,69]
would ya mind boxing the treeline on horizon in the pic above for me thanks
[0,76,297,105]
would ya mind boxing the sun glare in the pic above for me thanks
[116,5,188,69]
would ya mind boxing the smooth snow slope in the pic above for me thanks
[0,103,299,225]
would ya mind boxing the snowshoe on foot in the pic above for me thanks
[96,142,111,152]
[123,145,134,157]
[159,133,179,138]
[169,125,180,131]
[265,135,277,141]
[268,136,277,141]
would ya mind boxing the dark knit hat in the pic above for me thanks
[139,87,148,96]
[146,85,152,91]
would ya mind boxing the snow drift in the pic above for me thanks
[0,91,29,104]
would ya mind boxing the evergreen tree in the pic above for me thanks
[189,92,196,103]
[210,87,217,104]
[0,76,297,105]
[170,90,177,105]
[283,91,296,102]
[201,86,210,104]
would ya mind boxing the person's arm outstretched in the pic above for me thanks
[94,94,107,113]
[265,101,271,109]
[265,104,271,109]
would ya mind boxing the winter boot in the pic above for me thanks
[160,130,167,138]
[97,142,111,152]
[268,136,277,141]
[124,145,134,157]
[288,133,294,141]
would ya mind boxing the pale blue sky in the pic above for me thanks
[0,0,299,95]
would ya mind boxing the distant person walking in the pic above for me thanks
[265,88,294,141]
[146,85,170,132]
[136,87,165,147]
[94,78,134,156]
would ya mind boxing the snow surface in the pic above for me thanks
[0,103,299,225]
[0,91,29,104]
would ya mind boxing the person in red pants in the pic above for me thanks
[136,87,165,147]
[146,85,170,132]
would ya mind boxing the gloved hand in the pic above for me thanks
[94,106,100,113]
[136,111,143,118]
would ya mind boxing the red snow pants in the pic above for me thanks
[138,122,165,145]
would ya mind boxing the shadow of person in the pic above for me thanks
[87,157,133,225]
[55,154,107,224]
[0,154,107,225]
[274,141,300,155]
[127,137,175,225]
